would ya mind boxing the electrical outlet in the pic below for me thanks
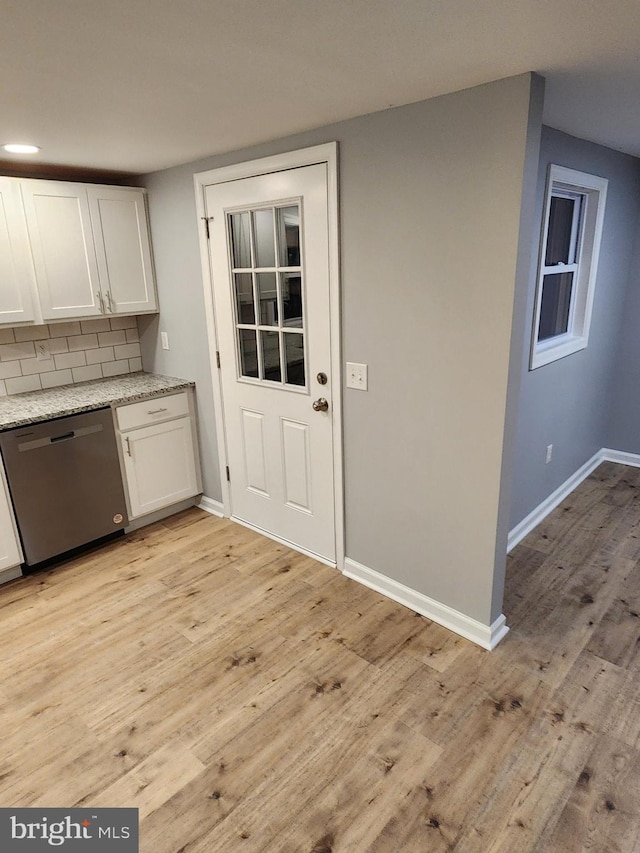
[160,331,170,351]
[36,340,51,361]
[546,444,553,464]
[346,362,368,390]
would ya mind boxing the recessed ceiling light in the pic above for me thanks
[2,143,40,154]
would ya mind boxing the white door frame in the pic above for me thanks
[194,142,344,570]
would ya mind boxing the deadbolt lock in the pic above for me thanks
[316,372,328,385]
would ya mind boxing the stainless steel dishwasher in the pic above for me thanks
[0,407,129,567]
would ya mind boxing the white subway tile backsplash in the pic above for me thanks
[54,351,87,371]
[49,321,82,337]
[6,375,41,395]
[101,359,130,377]
[72,364,102,383]
[0,341,36,361]
[13,325,50,342]
[98,330,126,347]
[48,337,70,355]
[40,369,74,389]
[0,317,143,394]
[68,333,99,352]
[0,361,22,380]
[114,343,141,360]
[21,357,56,375]
[109,316,138,330]
[86,347,115,365]
[80,318,111,334]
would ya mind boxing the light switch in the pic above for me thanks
[160,331,170,351]
[346,362,368,390]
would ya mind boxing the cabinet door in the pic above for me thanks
[88,186,158,314]
[0,459,22,572]
[121,417,199,518]
[20,180,102,320]
[0,178,37,325]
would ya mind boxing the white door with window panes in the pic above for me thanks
[206,164,336,563]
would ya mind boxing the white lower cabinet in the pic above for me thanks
[116,391,201,519]
[0,459,22,573]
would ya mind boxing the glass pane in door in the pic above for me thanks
[278,205,300,266]
[284,333,305,386]
[230,212,252,268]
[281,273,303,327]
[253,209,276,267]
[256,272,278,325]
[234,273,255,324]
[238,329,259,378]
[261,331,282,382]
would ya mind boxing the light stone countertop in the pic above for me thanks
[0,372,194,430]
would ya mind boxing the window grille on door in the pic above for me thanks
[227,204,306,388]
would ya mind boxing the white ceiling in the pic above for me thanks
[2,0,640,175]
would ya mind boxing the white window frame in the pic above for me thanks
[530,164,608,370]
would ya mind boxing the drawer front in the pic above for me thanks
[116,391,190,431]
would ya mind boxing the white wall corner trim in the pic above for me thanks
[343,557,509,650]
[198,495,225,517]
[507,447,640,553]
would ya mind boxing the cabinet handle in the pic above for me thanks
[125,436,132,456]
[147,407,168,415]
[97,291,105,313]
[106,290,114,313]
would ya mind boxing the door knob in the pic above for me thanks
[312,397,329,412]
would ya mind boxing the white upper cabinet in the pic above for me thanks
[0,177,37,324]
[88,186,157,314]
[1,178,158,325]
[20,180,102,320]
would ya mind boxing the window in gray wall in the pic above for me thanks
[531,165,608,369]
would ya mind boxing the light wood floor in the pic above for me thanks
[1,462,640,851]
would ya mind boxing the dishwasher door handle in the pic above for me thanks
[50,431,76,443]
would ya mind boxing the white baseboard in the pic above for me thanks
[343,557,508,650]
[507,450,603,552]
[507,447,640,553]
[600,448,640,468]
[198,495,225,517]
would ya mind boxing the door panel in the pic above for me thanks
[241,409,269,495]
[206,163,335,562]
[281,418,312,512]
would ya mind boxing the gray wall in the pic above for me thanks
[141,74,541,627]
[510,127,640,529]
[607,223,640,452]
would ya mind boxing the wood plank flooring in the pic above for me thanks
[1,461,640,851]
